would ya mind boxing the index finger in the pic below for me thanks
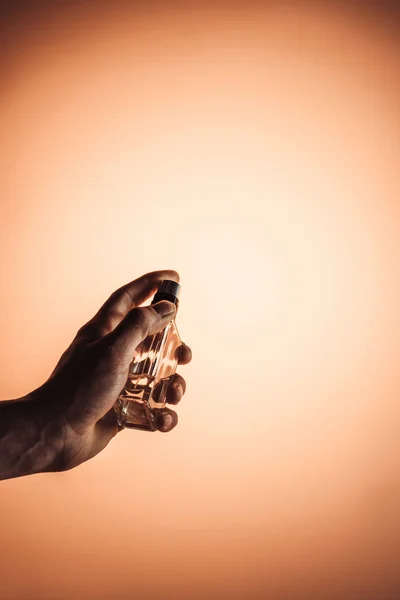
[112,269,180,309]
[80,269,180,338]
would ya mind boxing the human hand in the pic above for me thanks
[0,270,192,479]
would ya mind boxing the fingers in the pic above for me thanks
[105,371,187,435]
[78,269,179,339]
[165,373,186,405]
[155,408,178,432]
[176,342,192,365]
[100,300,177,371]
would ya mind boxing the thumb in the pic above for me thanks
[103,300,177,367]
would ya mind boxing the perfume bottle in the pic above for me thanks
[113,280,181,431]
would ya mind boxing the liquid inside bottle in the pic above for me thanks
[114,307,181,431]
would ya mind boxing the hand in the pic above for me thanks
[0,270,192,479]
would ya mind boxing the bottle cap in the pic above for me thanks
[158,280,181,298]
[151,279,181,307]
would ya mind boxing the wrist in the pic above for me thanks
[0,386,64,480]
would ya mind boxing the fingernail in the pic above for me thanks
[163,413,173,428]
[152,300,176,317]
[175,384,184,398]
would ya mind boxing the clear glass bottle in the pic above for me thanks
[113,280,181,431]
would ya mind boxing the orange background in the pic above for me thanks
[0,2,399,599]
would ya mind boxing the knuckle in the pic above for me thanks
[101,317,115,335]
[101,310,123,334]
[76,323,91,337]
[101,289,126,315]
[107,288,125,305]
[76,319,100,341]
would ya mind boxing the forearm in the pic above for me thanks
[0,388,62,480]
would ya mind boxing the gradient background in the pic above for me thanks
[0,1,399,599]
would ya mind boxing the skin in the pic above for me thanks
[0,270,192,480]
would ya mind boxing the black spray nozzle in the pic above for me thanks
[151,279,181,307]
